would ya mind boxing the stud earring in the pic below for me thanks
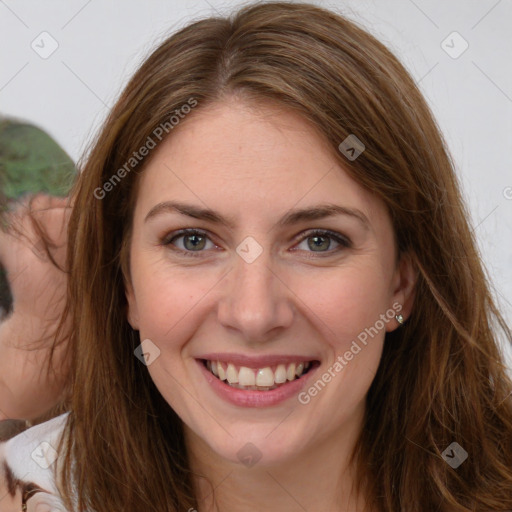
[395,313,405,325]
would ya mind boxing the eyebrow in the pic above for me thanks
[144,201,370,230]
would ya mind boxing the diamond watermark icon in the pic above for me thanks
[441,441,468,468]
[441,31,469,59]
[236,236,263,264]
[31,441,58,469]
[31,31,59,59]
[237,442,262,468]
[134,338,161,366]
[338,134,365,161]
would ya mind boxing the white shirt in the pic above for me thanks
[0,413,71,511]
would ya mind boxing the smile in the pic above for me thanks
[196,353,321,407]
[204,359,314,391]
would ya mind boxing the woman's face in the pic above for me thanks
[126,97,414,466]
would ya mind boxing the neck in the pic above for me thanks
[185,403,375,512]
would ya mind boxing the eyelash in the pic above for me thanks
[162,228,352,258]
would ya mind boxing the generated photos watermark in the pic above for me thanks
[298,302,402,405]
[94,97,198,200]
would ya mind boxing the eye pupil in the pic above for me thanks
[308,235,330,251]
[184,234,206,251]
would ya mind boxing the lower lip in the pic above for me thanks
[196,359,318,408]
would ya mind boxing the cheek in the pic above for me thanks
[132,251,392,354]
[290,266,390,430]
[130,259,220,358]
[294,262,391,351]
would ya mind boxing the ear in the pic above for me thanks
[386,251,417,331]
[125,280,140,331]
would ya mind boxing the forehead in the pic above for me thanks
[134,98,388,230]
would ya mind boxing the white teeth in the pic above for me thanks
[238,366,256,386]
[226,363,239,384]
[217,362,226,381]
[256,367,274,387]
[274,364,287,384]
[205,359,313,390]
[286,363,296,381]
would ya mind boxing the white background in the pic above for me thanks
[1,0,511,363]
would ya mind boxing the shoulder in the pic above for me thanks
[0,413,69,511]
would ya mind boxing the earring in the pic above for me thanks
[395,313,405,325]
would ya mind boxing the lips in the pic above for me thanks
[196,355,320,407]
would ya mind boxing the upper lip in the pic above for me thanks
[197,353,319,369]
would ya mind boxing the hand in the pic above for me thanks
[0,194,70,421]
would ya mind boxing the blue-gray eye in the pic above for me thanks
[295,229,351,253]
[163,228,350,258]
[164,229,215,253]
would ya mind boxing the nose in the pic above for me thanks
[216,246,294,344]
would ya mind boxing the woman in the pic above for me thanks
[1,2,511,511]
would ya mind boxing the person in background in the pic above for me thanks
[0,118,73,425]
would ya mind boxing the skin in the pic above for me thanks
[126,97,416,512]
[0,195,70,421]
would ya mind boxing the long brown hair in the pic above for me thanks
[59,2,512,510]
